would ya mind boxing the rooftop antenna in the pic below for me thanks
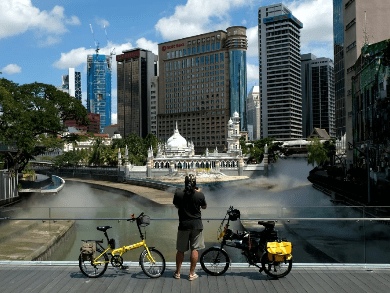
[89,23,100,55]
[363,11,369,46]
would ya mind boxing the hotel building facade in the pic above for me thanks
[157,26,247,152]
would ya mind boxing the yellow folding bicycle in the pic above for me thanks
[78,213,166,278]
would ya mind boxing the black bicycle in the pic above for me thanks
[200,206,293,278]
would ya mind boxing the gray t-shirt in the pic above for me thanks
[173,189,206,230]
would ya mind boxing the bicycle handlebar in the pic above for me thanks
[126,212,145,222]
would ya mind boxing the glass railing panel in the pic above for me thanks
[363,206,390,219]
[279,220,365,263]
[363,219,390,264]
[0,207,388,264]
[0,207,50,219]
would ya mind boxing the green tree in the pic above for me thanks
[307,137,329,166]
[241,137,290,163]
[0,78,88,172]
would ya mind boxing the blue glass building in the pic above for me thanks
[229,50,247,130]
[226,27,247,131]
[87,53,112,133]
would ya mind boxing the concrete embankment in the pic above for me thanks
[0,220,75,261]
[65,178,176,205]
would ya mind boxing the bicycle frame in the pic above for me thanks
[92,240,156,265]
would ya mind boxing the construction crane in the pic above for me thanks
[104,24,115,73]
[89,23,100,55]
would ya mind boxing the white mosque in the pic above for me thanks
[139,112,267,177]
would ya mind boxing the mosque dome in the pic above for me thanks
[228,119,233,125]
[233,111,239,118]
[167,123,187,149]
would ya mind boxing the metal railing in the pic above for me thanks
[1,206,390,264]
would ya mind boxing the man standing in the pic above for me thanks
[173,174,207,281]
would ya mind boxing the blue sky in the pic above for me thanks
[0,0,333,124]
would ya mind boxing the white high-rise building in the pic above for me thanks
[246,86,260,140]
[59,68,82,101]
[258,3,303,139]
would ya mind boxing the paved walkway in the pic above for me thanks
[1,264,390,293]
[65,178,175,206]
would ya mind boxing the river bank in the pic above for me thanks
[0,220,74,261]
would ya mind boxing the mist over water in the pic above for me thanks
[5,157,390,264]
[203,158,329,210]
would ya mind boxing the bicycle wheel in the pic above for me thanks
[79,248,109,278]
[261,253,292,278]
[139,248,166,278]
[200,247,230,276]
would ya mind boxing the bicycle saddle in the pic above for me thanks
[97,226,112,232]
[258,221,275,228]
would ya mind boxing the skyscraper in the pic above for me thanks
[58,68,82,101]
[258,3,303,139]
[301,54,335,138]
[246,86,261,140]
[157,27,247,152]
[87,52,112,133]
[116,48,158,138]
[333,0,345,139]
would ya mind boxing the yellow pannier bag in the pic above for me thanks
[267,241,292,262]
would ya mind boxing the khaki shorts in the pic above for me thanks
[176,229,205,252]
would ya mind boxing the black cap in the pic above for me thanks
[185,174,196,190]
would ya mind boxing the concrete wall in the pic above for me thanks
[33,163,266,183]
[34,167,125,182]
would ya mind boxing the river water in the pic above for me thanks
[10,158,390,263]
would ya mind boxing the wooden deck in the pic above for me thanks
[1,265,390,293]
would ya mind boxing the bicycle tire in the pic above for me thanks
[139,248,166,278]
[79,248,109,278]
[200,247,230,276]
[261,253,292,278]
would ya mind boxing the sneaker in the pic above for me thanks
[173,272,180,279]
[188,273,198,281]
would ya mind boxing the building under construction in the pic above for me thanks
[87,52,112,133]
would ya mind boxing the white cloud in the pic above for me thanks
[39,35,61,47]
[155,0,251,40]
[301,41,333,59]
[287,0,333,46]
[111,113,117,124]
[246,26,258,57]
[53,38,159,71]
[136,38,158,55]
[66,15,81,26]
[81,91,87,108]
[53,41,133,69]
[1,64,22,75]
[0,0,80,42]
[247,63,259,82]
[96,18,110,28]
